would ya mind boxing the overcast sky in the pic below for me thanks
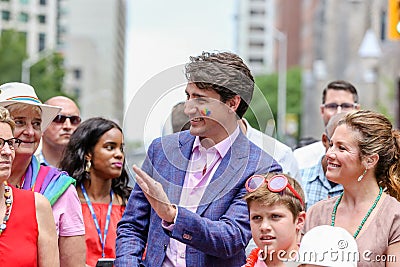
[123,0,237,143]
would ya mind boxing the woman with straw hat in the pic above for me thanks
[0,82,85,266]
[0,106,59,266]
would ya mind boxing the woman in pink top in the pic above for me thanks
[60,117,132,267]
[305,110,400,267]
[0,106,59,266]
[0,82,85,267]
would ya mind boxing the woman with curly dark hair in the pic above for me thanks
[59,117,131,267]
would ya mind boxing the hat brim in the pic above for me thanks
[0,100,61,131]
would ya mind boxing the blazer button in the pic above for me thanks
[182,233,192,240]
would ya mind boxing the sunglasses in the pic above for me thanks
[245,174,304,206]
[0,137,22,150]
[53,115,81,125]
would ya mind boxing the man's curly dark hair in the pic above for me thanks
[185,51,254,118]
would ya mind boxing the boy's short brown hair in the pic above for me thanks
[244,173,305,221]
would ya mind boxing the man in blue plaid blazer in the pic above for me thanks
[116,52,282,267]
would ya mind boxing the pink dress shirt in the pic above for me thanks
[162,127,240,267]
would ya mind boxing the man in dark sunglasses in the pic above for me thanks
[37,96,81,167]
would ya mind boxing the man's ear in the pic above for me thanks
[320,104,325,116]
[227,95,241,113]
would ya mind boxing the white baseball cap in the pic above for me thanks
[0,82,61,131]
[284,225,358,267]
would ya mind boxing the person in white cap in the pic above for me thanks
[0,82,86,266]
[284,225,358,267]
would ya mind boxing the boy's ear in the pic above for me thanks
[321,132,330,150]
[295,211,306,231]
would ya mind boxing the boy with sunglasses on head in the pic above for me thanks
[243,173,306,267]
[37,96,81,168]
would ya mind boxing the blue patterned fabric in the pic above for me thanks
[115,130,282,267]
[300,157,343,210]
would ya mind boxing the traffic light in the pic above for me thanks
[388,0,400,40]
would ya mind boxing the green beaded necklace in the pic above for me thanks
[331,187,383,239]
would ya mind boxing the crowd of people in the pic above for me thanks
[0,51,399,267]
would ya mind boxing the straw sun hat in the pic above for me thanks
[0,82,61,131]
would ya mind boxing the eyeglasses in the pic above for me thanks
[53,115,81,125]
[0,138,22,150]
[245,174,304,206]
[323,103,357,111]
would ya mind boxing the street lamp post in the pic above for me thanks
[273,28,287,141]
[358,28,382,108]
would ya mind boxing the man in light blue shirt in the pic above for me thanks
[300,113,346,210]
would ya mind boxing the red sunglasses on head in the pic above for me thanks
[245,174,304,206]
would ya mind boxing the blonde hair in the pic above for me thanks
[339,110,400,201]
[0,106,15,131]
[5,103,42,130]
[6,103,42,115]
[244,173,305,221]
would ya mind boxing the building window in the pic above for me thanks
[73,68,81,80]
[249,58,264,64]
[249,25,265,32]
[39,0,46,5]
[20,0,29,4]
[74,87,81,99]
[1,11,10,21]
[38,33,46,51]
[380,10,386,40]
[250,9,265,16]
[19,12,29,22]
[38,14,46,24]
[249,41,264,48]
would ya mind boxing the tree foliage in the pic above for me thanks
[244,67,303,140]
[30,52,67,101]
[0,29,68,102]
[0,30,27,84]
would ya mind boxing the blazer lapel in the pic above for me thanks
[165,131,194,205]
[196,133,250,215]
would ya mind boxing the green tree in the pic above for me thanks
[0,30,27,84]
[30,52,67,101]
[0,29,68,102]
[244,67,302,141]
